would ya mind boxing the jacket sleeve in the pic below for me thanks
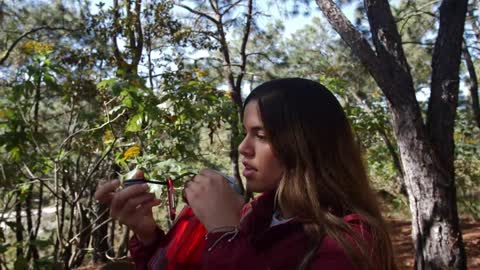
[128,227,166,270]
[201,228,267,270]
[201,202,267,270]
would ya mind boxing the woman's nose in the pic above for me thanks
[238,136,253,157]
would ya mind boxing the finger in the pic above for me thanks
[95,180,120,204]
[184,181,202,203]
[199,168,218,178]
[199,169,225,182]
[183,177,196,189]
[122,193,157,214]
[111,183,149,214]
[137,198,162,215]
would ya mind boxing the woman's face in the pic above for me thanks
[239,100,284,193]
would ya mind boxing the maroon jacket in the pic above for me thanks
[129,191,373,270]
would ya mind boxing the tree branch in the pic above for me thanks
[22,164,69,206]
[133,0,143,67]
[234,0,253,106]
[208,0,218,13]
[402,41,435,46]
[363,0,415,92]
[0,26,73,65]
[112,0,127,70]
[59,109,125,151]
[315,0,385,90]
[221,0,244,16]
[176,3,219,24]
[73,137,117,204]
[245,52,275,64]
[426,0,468,169]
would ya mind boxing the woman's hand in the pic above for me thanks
[184,169,245,231]
[94,171,161,245]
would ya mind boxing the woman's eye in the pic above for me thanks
[256,133,266,140]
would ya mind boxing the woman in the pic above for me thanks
[95,78,397,269]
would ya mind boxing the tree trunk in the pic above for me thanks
[229,110,245,195]
[92,202,110,264]
[70,204,91,268]
[109,219,116,257]
[25,184,39,264]
[34,184,43,241]
[315,0,467,268]
[181,0,252,196]
[15,192,24,259]
[117,226,130,257]
[463,43,480,129]
[466,6,480,129]
[390,94,466,270]
[63,203,75,269]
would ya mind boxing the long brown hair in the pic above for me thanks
[244,78,397,270]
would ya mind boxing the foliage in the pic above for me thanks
[0,0,479,269]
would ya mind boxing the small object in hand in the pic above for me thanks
[181,171,241,204]
[123,178,168,188]
[123,178,147,187]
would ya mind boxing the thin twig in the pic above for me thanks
[67,209,110,244]
[22,163,70,205]
[59,109,126,151]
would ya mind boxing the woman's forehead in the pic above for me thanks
[243,100,263,128]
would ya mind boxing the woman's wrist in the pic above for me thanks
[204,218,240,231]
[135,223,159,246]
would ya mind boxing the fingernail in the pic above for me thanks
[113,179,120,186]
[142,183,149,190]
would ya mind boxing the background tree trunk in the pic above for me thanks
[15,192,24,259]
[315,0,467,268]
[463,43,480,129]
[92,203,111,264]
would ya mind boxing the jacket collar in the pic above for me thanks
[242,190,304,250]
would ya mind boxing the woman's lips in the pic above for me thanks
[242,162,256,178]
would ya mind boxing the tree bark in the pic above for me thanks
[466,7,480,129]
[92,203,111,263]
[463,42,480,129]
[15,192,24,259]
[25,185,39,264]
[117,226,130,257]
[70,204,91,268]
[316,0,467,269]
[427,0,467,177]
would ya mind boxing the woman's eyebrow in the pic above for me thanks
[248,126,264,132]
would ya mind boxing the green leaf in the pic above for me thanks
[122,93,134,108]
[112,81,125,96]
[97,78,116,91]
[8,146,21,161]
[126,113,143,132]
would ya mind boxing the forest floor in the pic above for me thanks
[391,218,480,270]
[76,218,480,270]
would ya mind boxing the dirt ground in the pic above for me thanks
[77,219,480,270]
[390,218,480,270]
